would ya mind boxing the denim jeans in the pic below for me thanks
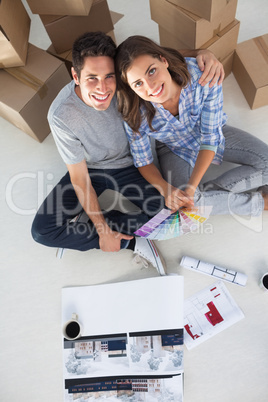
[156,125,268,216]
[31,165,164,251]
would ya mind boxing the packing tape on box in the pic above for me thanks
[4,67,48,98]
[254,37,268,64]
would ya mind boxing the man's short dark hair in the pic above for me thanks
[72,31,117,79]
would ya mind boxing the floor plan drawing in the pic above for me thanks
[184,281,244,349]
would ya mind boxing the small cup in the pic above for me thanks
[260,272,268,291]
[63,313,82,340]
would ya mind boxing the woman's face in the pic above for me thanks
[126,54,176,104]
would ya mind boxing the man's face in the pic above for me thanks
[72,56,116,111]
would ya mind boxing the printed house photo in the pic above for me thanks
[64,375,183,401]
[64,335,129,378]
[128,330,183,373]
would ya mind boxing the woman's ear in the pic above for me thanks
[160,55,169,68]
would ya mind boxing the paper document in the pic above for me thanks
[184,281,244,350]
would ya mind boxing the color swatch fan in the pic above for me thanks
[134,206,212,240]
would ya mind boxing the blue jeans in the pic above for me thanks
[31,165,164,251]
[156,125,268,216]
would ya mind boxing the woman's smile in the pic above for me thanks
[150,84,164,97]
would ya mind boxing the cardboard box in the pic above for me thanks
[26,0,93,16]
[107,10,124,44]
[46,8,123,78]
[0,44,71,142]
[47,45,73,78]
[40,0,114,53]
[45,8,123,74]
[0,0,30,68]
[110,10,124,26]
[168,0,231,22]
[233,34,268,109]
[159,23,234,80]
[159,19,239,61]
[110,10,124,25]
[107,30,116,44]
[221,51,234,78]
[150,0,238,49]
[200,19,240,59]
[47,28,116,76]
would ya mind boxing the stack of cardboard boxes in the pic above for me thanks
[0,0,71,142]
[150,0,240,78]
[150,0,268,109]
[0,0,123,142]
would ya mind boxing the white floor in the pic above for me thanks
[1,0,268,401]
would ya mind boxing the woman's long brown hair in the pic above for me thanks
[115,35,191,133]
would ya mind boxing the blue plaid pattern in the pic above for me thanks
[124,58,227,168]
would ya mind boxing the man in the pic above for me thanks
[31,32,224,274]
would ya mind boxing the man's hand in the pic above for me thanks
[164,185,194,214]
[99,228,133,252]
[196,49,225,87]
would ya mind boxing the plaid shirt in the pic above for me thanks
[124,57,227,168]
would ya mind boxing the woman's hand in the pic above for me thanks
[164,185,194,213]
[196,49,225,87]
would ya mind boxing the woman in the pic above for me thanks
[115,35,268,216]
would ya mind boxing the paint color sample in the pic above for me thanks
[134,206,212,240]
